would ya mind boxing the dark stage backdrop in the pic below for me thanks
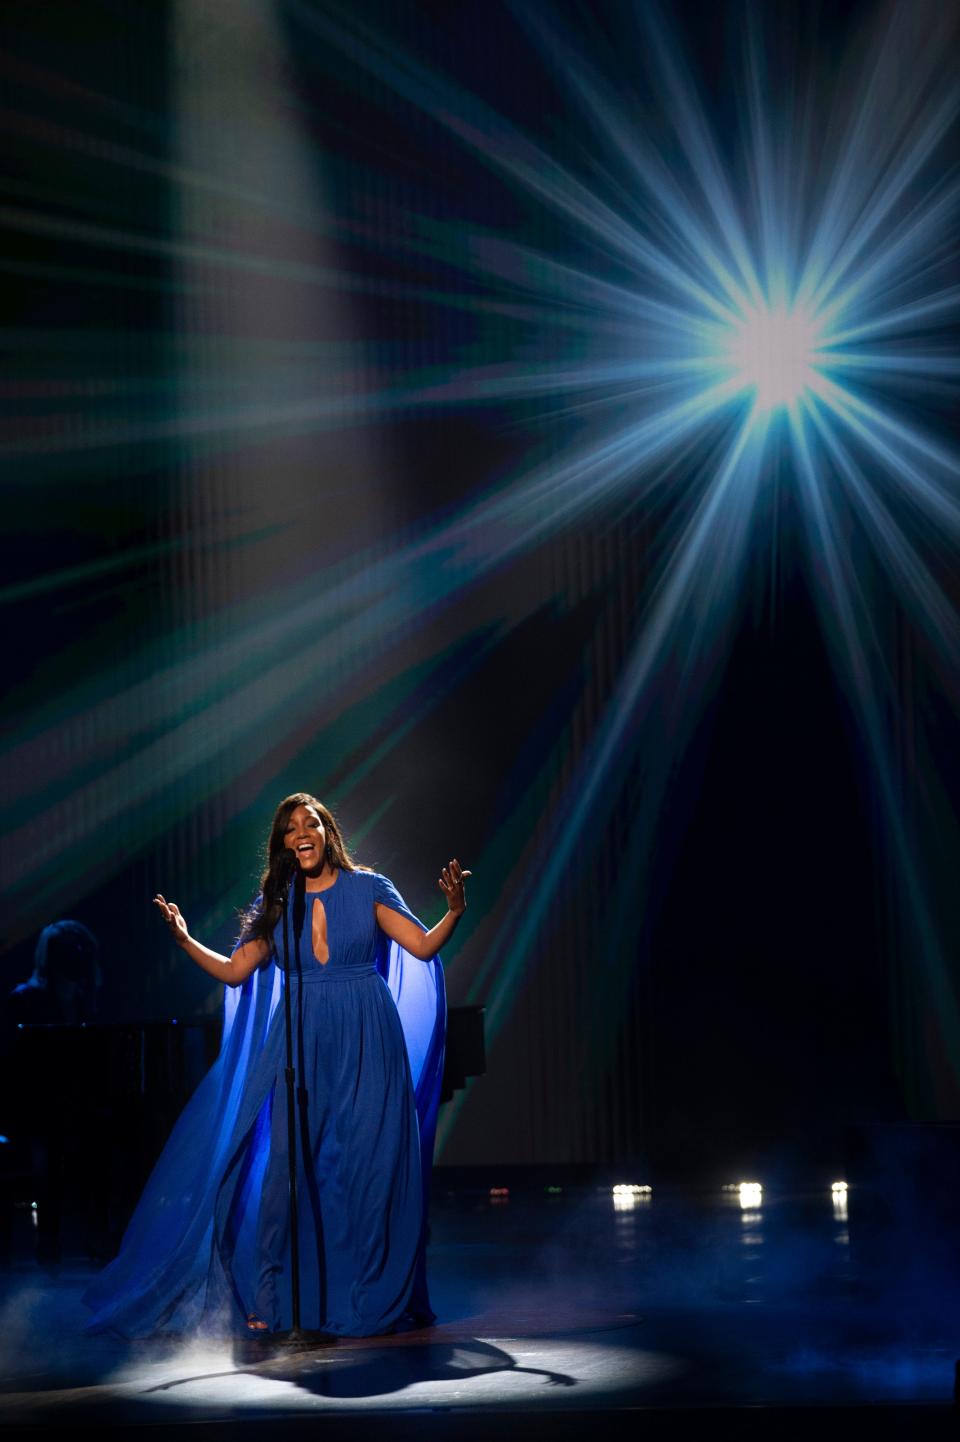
[2,0,958,1173]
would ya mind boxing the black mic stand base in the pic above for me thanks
[239,1327,338,1358]
[275,1327,338,1348]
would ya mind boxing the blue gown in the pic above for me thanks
[83,870,445,1337]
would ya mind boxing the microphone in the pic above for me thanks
[291,863,306,941]
[275,848,298,901]
[275,849,306,941]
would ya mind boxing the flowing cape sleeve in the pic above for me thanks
[371,872,446,1322]
[371,872,446,1191]
[82,918,284,1336]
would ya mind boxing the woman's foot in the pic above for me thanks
[246,1313,269,1332]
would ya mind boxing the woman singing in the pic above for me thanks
[83,793,466,1338]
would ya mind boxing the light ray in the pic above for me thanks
[788,408,960,1075]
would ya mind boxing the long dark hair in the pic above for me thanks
[240,793,361,945]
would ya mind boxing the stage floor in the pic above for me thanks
[0,1179,955,1438]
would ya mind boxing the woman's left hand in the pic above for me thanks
[438,858,471,915]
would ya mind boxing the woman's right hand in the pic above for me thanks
[154,894,189,948]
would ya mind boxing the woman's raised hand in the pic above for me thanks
[438,859,471,916]
[153,894,189,948]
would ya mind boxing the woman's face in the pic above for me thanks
[283,803,328,874]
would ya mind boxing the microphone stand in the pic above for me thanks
[259,860,334,1352]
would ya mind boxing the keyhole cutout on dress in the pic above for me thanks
[311,899,330,966]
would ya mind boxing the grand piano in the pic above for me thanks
[1,1005,485,1257]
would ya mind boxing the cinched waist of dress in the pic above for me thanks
[275,963,379,984]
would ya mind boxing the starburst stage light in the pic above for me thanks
[724,302,824,412]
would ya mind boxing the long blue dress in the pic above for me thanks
[83,870,445,1337]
